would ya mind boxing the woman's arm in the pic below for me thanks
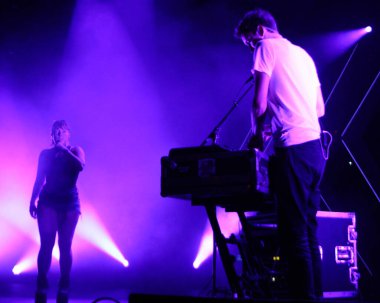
[56,143,86,170]
[29,152,46,219]
[70,146,86,170]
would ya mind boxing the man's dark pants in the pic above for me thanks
[272,139,326,300]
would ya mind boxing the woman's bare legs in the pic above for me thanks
[37,205,58,294]
[36,205,79,303]
[57,210,80,294]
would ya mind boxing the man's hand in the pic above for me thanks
[248,133,264,150]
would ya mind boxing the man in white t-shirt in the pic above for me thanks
[235,9,326,300]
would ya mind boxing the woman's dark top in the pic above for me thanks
[38,146,82,212]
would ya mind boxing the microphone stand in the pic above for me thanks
[199,75,254,297]
[201,76,255,146]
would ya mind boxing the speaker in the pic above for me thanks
[242,211,359,298]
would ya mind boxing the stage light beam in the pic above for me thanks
[12,258,34,275]
[305,25,374,64]
[77,204,129,267]
[193,232,213,269]
[193,209,241,269]
[12,243,61,276]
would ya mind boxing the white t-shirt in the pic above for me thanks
[252,37,322,147]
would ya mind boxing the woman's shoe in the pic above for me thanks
[35,292,47,303]
[57,291,69,303]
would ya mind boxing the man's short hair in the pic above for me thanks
[235,8,278,38]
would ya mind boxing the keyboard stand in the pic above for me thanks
[204,204,244,298]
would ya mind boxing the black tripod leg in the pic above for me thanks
[205,205,243,298]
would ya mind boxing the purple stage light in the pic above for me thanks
[0,192,40,261]
[76,203,129,268]
[12,244,61,275]
[193,209,240,269]
[12,257,34,275]
[12,247,40,276]
[12,202,130,276]
[12,250,61,276]
[305,26,374,64]
[12,250,39,276]
[193,232,213,269]
[11,204,129,276]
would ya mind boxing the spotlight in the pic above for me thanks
[12,257,34,275]
[192,233,213,269]
[193,260,201,269]
[364,26,372,33]
[77,204,129,268]
[122,259,129,267]
[12,265,23,275]
[193,210,240,269]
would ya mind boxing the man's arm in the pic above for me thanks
[316,85,325,118]
[249,71,270,149]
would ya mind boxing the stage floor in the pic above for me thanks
[0,300,128,303]
[1,272,378,303]
[0,293,129,303]
[0,274,129,303]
